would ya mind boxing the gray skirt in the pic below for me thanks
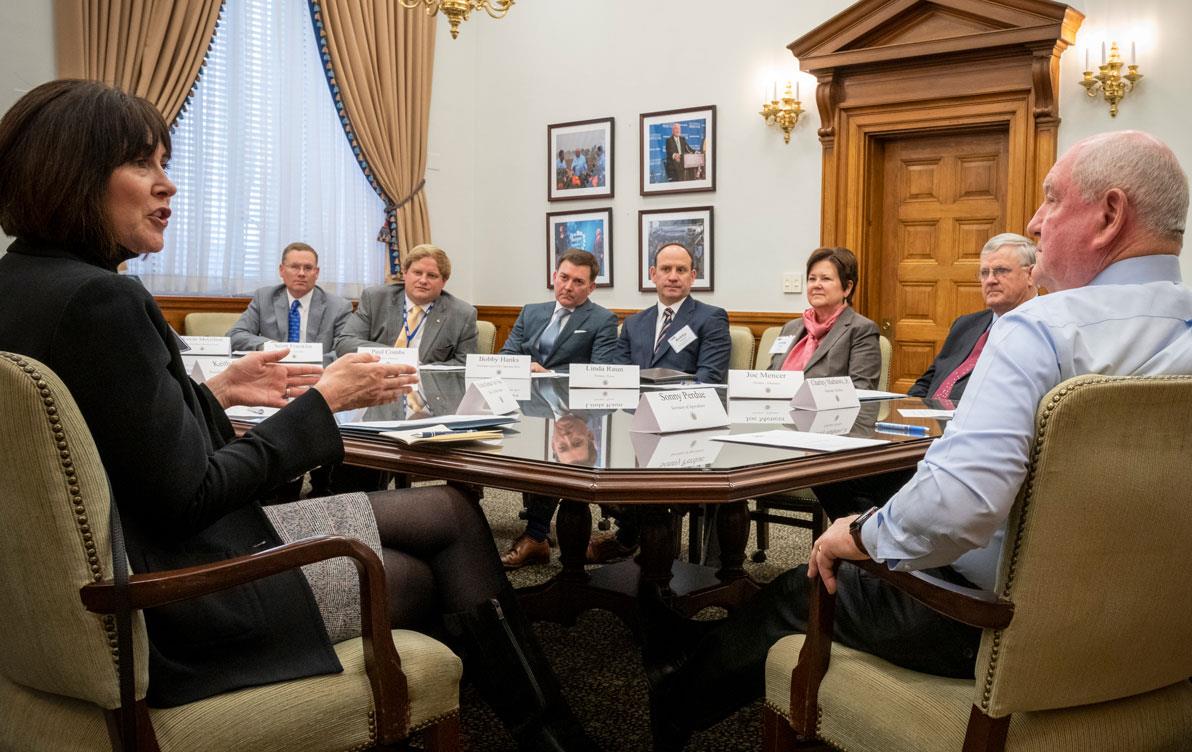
[262,492,382,644]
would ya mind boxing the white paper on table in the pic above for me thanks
[568,363,640,389]
[339,414,517,431]
[899,408,955,419]
[630,388,729,433]
[263,341,323,363]
[791,376,860,411]
[856,389,906,401]
[727,369,804,399]
[465,353,532,380]
[457,377,521,415]
[357,346,419,367]
[225,405,281,421]
[711,430,888,452]
[418,364,466,371]
[531,371,566,378]
[180,336,231,356]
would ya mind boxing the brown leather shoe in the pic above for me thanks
[586,532,639,564]
[500,533,551,569]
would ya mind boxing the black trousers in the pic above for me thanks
[811,468,916,520]
[661,561,982,732]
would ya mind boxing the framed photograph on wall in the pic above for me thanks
[548,117,614,201]
[547,208,613,288]
[638,206,713,292]
[640,105,715,196]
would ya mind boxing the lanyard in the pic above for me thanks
[402,302,433,343]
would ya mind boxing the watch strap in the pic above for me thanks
[849,506,878,556]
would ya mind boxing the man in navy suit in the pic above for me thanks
[814,232,1039,520]
[586,242,731,563]
[499,249,619,568]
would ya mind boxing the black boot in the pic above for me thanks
[443,584,601,752]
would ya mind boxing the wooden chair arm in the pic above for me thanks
[80,535,411,743]
[788,558,1014,738]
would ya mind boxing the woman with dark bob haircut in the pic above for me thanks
[766,246,881,386]
[0,80,599,752]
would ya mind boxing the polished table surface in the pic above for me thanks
[241,371,949,622]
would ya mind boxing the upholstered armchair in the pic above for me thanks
[0,352,463,751]
[764,374,1192,752]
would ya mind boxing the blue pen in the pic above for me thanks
[875,421,930,436]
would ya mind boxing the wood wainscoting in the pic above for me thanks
[154,295,792,355]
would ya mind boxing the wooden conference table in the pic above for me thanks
[245,371,947,625]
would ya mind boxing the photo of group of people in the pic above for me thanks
[547,117,614,202]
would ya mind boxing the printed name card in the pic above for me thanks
[727,369,805,399]
[568,388,640,410]
[186,356,232,384]
[630,388,729,434]
[727,399,794,425]
[630,429,727,469]
[180,336,231,356]
[466,353,531,380]
[790,406,861,436]
[263,341,324,363]
[357,346,419,367]
[456,377,521,415]
[791,376,860,411]
[569,363,640,389]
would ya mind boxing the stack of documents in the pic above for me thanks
[381,425,504,445]
[338,414,518,439]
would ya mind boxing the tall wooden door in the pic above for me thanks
[872,128,1009,394]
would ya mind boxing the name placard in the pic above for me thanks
[263,341,324,363]
[727,398,794,425]
[569,363,640,389]
[185,356,232,384]
[790,405,860,436]
[466,353,532,380]
[727,369,805,399]
[791,376,860,411]
[630,429,726,469]
[630,388,729,433]
[568,388,640,410]
[456,377,521,415]
[357,346,419,367]
[180,336,231,356]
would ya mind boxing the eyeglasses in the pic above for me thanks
[284,263,317,273]
[978,265,1029,280]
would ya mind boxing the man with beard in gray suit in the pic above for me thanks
[335,244,478,364]
[227,242,352,360]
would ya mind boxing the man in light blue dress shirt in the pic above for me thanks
[645,130,1192,751]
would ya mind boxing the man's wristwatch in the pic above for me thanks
[849,506,879,556]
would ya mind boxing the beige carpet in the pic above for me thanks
[440,486,815,752]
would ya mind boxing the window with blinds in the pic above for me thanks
[127,0,387,298]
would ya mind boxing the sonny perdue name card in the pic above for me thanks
[263,341,324,363]
[569,363,640,389]
[727,369,805,399]
[456,376,521,415]
[357,346,419,367]
[630,387,729,434]
[791,376,860,411]
[466,353,531,380]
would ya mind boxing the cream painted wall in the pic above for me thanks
[427,0,1192,309]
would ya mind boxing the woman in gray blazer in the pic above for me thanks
[768,247,881,389]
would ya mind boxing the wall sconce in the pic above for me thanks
[760,81,805,143]
[1080,41,1143,117]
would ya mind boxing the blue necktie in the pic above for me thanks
[654,307,675,354]
[537,308,568,363]
[287,299,301,342]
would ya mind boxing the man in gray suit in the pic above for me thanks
[499,249,618,568]
[227,242,352,358]
[500,248,618,372]
[335,244,478,365]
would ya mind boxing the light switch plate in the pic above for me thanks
[782,273,803,294]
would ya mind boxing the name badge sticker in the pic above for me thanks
[630,387,729,433]
[769,335,795,355]
[263,341,323,363]
[466,353,532,380]
[727,369,805,399]
[667,325,697,354]
[569,363,640,389]
[791,376,860,411]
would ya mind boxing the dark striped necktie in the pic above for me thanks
[654,307,675,354]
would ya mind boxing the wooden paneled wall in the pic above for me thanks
[155,295,793,352]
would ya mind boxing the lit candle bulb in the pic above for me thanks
[1131,41,1136,65]
[1084,47,1089,70]
[1101,41,1106,64]
[796,81,801,101]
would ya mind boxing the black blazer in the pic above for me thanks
[908,309,993,400]
[0,239,345,707]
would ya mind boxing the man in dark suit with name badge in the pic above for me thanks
[227,242,352,360]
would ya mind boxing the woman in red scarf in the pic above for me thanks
[767,247,881,388]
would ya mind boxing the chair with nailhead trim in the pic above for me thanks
[763,375,1192,752]
[0,352,462,751]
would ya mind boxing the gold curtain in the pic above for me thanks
[53,0,222,125]
[316,0,437,280]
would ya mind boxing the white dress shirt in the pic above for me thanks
[862,255,1192,590]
